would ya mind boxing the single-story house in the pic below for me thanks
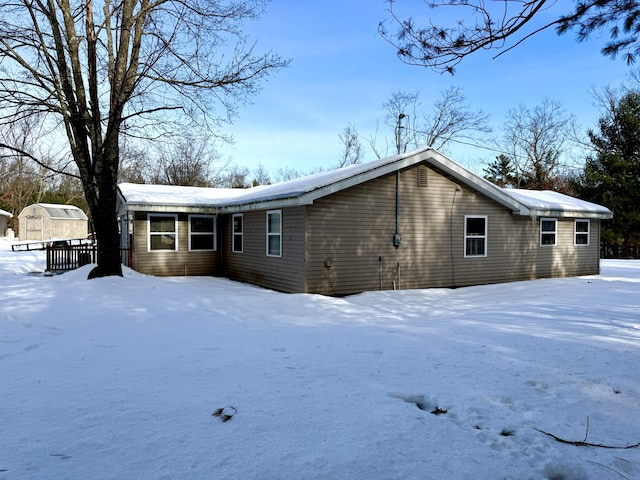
[18,203,89,241]
[117,146,613,295]
[0,208,12,237]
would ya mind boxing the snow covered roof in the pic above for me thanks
[118,183,244,213]
[0,208,12,218]
[502,189,612,219]
[118,146,613,219]
[18,203,88,220]
[38,204,88,220]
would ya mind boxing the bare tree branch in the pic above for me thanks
[379,0,640,74]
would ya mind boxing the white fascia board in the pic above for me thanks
[123,203,219,214]
[527,209,613,220]
[218,197,304,213]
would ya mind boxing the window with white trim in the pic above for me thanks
[189,214,215,251]
[574,219,590,246]
[266,210,282,257]
[540,218,557,246]
[148,214,178,251]
[232,213,243,253]
[464,215,487,257]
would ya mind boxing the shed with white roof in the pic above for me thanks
[18,203,88,241]
[117,146,612,295]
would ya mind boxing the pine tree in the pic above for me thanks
[484,154,517,188]
[576,91,640,256]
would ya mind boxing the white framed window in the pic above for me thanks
[464,215,487,257]
[232,213,243,253]
[148,214,178,252]
[574,219,590,246]
[189,214,215,251]
[266,210,282,257]
[540,218,557,246]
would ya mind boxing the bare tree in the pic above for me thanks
[0,0,288,277]
[118,140,150,184]
[420,87,491,150]
[371,88,491,156]
[219,164,251,188]
[383,91,419,155]
[0,116,63,230]
[251,163,272,186]
[337,125,363,167]
[379,1,640,74]
[274,166,304,183]
[149,134,222,187]
[497,99,575,190]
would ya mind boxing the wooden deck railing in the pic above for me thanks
[46,244,133,272]
[46,244,97,272]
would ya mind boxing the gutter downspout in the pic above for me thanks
[393,170,402,249]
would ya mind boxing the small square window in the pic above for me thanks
[189,215,215,251]
[540,218,557,246]
[148,214,178,251]
[575,219,590,246]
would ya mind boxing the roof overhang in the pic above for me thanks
[117,146,613,220]
[216,148,530,214]
[120,203,219,215]
[524,209,613,220]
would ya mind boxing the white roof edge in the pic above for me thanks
[0,209,12,218]
[123,203,219,214]
[217,147,531,214]
[37,203,83,210]
[524,209,613,220]
[117,147,613,219]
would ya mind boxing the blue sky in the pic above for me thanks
[220,0,633,176]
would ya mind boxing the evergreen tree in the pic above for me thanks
[576,91,640,256]
[484,154,517,188]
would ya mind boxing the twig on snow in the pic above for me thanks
[537,416,640,450]
[586,460,629,480]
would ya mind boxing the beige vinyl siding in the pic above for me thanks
[132,212,219,276]
[222,207,305,292]
[305,164,602,295]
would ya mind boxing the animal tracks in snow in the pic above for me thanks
[391,393,448,416]
[391,378,638,477]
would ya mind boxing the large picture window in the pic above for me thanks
[464,215,487,257]
[574,219,590,246]
[540,218,557,246]
[189,215,215,251]
[266,210,282,257]
[232,213,243,253]
[148,214,178,251]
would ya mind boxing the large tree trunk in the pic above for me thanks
[86,136,123,279]
[87,186,122,279]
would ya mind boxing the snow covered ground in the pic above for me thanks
[1,238,639,480]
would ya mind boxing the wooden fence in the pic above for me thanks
[601,243,640,259]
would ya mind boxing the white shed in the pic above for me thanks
[0,208,12,237]
[18,203,88,241]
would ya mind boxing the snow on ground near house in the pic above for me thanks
[1,239,639,480]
